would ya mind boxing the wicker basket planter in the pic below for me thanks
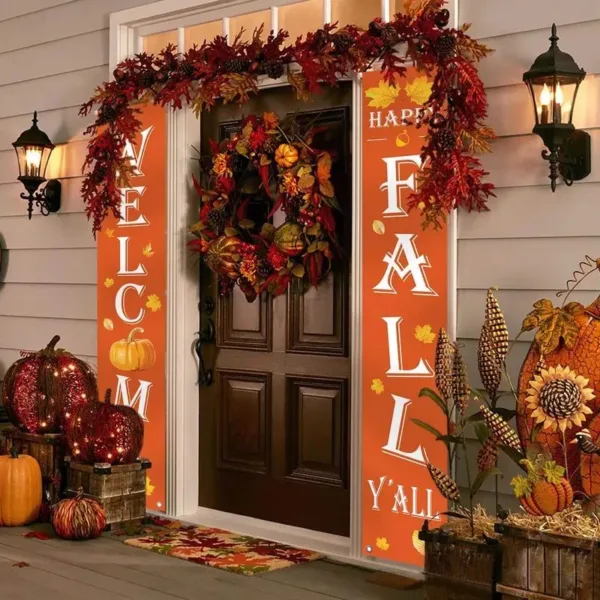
[65,458,151,529]
[420,527,502,600]
[495,523,598,600]
[3,428,65,504]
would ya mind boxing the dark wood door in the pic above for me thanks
[198,84,352,536]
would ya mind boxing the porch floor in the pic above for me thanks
[0,526,424,600]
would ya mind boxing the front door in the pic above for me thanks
[198,83,352,536]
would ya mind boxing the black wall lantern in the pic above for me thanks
[12,112,61,219]
[523,24,590,191]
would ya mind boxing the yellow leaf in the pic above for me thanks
[371,378,385,395]
[376,537,390,551]
[372,220,385,235]
[415,324,436,344]
[104,278,114,288]
[142,243,155,258]
[365,81,400,109]
[146,294,162,312]
[146,476,155,496]
[412,530,425,556]
[405,75,433,106]
[291,264,305,278]
[105,228,115,239]
[103,318,114,331]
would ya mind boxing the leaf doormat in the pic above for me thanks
[120,521,323,576]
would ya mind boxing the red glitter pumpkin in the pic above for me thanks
[67,389,144,465]
[3,335,98,434]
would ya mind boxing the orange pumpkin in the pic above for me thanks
[517,298,600,494]
[275,144,298,168]
[274,222,305,256]
[52,488,106,540]
[204,234,241,279]
[109,327,156,372]
[0,448,42,526]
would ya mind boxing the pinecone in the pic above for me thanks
[263,60,285,80]
[139,70,156,88]
[427,463,460,503]
[485,288,509,363]
[93,164,108,183]
[207,209,228,234]
[381,26,399,49]
[436,129,456,151]
[435,328,454,403]
[98,105,118,124]
[257,260,271,278]
[368,21,383,37]
[312,29,330,48]
[179,62,195,77]
[435,9,450,28]
[452,344,470,415]
[333,32,353,53]
[477,436,499,472]
[478,323,502,400]
[480,405,521,451]
[263,135,280,155]
[436,33,456,59]
[223,58,251,74]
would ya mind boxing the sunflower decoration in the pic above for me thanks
[526,365,595,433]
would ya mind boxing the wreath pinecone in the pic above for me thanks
[478,322,502,400]
[262,136,280,155]
[263,60,285,80]
[98,105,118,124]
[223,58,251,74]
[480,405,521,451]
[427,463,460,503]
[333,32,353,53]
[381,25,399,48]
[452,344,470,414]
[436,129,456,151]
[207,209,228,235]
[485,288,509,363]
[477,436,499,472]
[93,164,108,183]
[436,33,456,59]
[179,62,195,77]
[435,328,454,403]
[139,71,156,88]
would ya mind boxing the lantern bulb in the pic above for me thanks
[555,82,564,105]
[25,147,42,170]
[540,83,551,106]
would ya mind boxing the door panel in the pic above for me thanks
[198,83,352,536]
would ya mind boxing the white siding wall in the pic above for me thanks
[0,0,164,382]
[455,0,600,509]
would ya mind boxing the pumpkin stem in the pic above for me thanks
[47,335,61,350]
[8,446,19,459]
[104,388,113,404]
[76,487,84,500]
[127,327,144,343]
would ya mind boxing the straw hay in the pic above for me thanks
[441,506,498,541]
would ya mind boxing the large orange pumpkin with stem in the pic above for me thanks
[0,448,42,526]
[109,327,156,372]
[517,296,600,494]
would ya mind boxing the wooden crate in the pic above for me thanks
[65,459,151,529]
[3,428,65,504]
[420,527,501,600]
[495,523,598,600]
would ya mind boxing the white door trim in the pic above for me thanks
[109,0,458,575]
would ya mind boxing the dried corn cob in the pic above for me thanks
[435,328,454,403]
[478,322,502,400]
[452,344,470,414]
[477,436,499,472]
[427,463,461,503]
[485,288,509,363]
[479,405,521,451]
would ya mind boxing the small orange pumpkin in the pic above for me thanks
[52,488,106,540]
[204,234,241,280]
[275,144,299,168]
[109,327,156,372]
[0,448,42,526]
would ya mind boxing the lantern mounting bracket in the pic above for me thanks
[19,179,62,220]
[539,129,591,191]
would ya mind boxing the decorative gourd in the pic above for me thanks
[109,327,156,372]
[274,222,305,256]
[0,448,42,526]
[2,335,98,434]
[274,143,298,168]
[204,235,241,279]
[52,488,106,540]
[517,298,600,493]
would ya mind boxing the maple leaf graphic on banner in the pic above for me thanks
[103,318,114,331]
[365,81,400,109]
[415,324,436,344]
[105,228,115,238]
[104,277,114,288]
[146,294,162,312]
[371,378,385,395]
[376,537,390,551]
[405,76,433,106]
[146,476,155,496]
[142,243,155,258]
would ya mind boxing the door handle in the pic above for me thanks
[194,308,216,387]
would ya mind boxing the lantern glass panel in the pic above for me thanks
[528,78,579,126]
[14,144,52,180]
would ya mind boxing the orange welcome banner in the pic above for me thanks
[97,104,167,512]
[361,69,448,566]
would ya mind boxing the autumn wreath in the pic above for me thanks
[189,112,339,301]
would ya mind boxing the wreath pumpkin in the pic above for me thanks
[189,112,340,301]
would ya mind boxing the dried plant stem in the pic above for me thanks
[561,430,570,483]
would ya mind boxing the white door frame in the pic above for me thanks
[109,0,458,576]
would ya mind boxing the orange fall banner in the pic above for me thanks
[361,68,448,567]
[97,104,167,512]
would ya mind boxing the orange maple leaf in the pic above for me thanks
[263,112,279,130]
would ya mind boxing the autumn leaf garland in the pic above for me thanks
[79,0,495,235]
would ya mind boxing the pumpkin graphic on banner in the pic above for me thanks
[109,327,156,372]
